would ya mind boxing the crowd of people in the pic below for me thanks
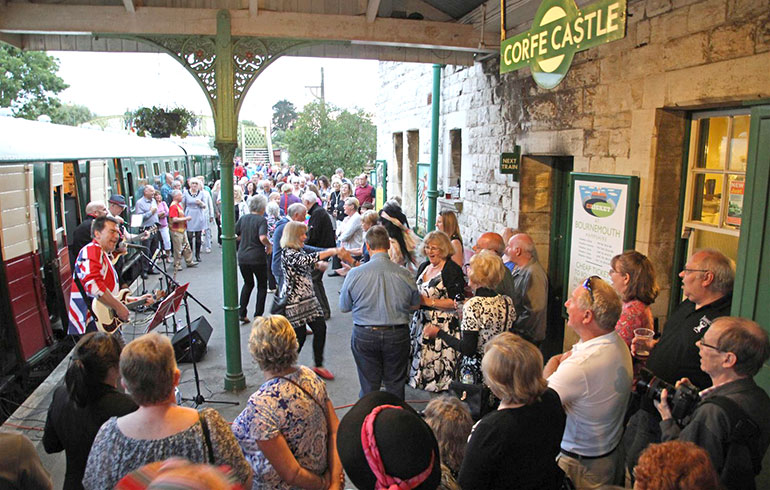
[4,161,769,490]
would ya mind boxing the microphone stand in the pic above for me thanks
[136,249,238,409]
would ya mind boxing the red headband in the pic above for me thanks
[360,404,435,490]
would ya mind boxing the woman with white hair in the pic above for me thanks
[280,221,343,380]
[236,194,271,323]
[182,178,207,262]
[279,183,301,216]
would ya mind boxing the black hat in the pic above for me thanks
[108,195,127,207]
[337,392,441,490]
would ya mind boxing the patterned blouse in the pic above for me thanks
[462,293,516,356]
[615,299,654,348]
[281,248,323,328]
[232,366,329,490]
[82,408,252,490]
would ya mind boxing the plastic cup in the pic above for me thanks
[634,328,655,359]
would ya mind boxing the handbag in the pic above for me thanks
[270,294,288,315]
[198,411,215,464]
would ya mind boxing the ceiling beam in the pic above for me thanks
[249,0,258,17]
[122,0,135,13]
[0,32,23,48]
[366,0,380,23]
[0,4,499,53]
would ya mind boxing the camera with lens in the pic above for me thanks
[635,368,700,423]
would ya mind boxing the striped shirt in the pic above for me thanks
[67,240,119,335]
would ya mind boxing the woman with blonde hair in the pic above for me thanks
[458,332,566,489]
[232,316,343,489]
[280,220,343,379]
[609,250,659,347]
[423,250,515,394]
[409,231,466,392]
[82,333,251,489]
[436,210,464,268]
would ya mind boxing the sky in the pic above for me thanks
[51,51,380,125]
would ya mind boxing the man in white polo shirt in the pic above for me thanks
[544,276,632,489]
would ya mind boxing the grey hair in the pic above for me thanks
[301,191,318,205]
[286,203,307,220]
[248,194,267,213]
[575,277,622,332]
[171,189,182,198]
[344,197,360,211]
[282,183,294,194]
[266,201,280,218]
[695,249,735,295]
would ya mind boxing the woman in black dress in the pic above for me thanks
[43,332,138,490]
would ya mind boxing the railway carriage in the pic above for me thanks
[0,117,219,416]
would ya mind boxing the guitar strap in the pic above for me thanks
[73,273,99,331]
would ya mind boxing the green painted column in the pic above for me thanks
[214,10,245,391]
[427,64,443,233]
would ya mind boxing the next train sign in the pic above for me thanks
[500,0,627,89]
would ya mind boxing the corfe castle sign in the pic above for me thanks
[500,0,627,88]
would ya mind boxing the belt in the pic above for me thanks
[560,445,617,461]
[355,324,408,331]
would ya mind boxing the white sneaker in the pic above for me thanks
[205,248,212,253]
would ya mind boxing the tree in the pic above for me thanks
[0,45,68,120]
[128,106,198,138]
[51,103,94,126]
[271,99,297,135]
[284,101,376,177]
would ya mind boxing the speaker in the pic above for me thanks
[172,316,212,363]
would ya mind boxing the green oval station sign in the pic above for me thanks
[500,0,626,88]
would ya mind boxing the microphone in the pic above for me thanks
[125,243,149,251]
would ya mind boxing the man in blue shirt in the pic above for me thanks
[339,225,421,400]
[133,185,161,278]
[271,202,306,294]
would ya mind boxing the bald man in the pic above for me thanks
[473,232,516,301]
[506,233,548,345]
[69,201,108,267]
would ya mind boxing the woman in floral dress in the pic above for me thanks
[409,231,466,392]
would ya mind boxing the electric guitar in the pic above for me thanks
[93,288,166,333]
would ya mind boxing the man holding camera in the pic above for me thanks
[624,249,734,473]
[656,316,770,489]
[544,276,633,488]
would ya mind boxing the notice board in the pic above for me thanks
[564,173,639,295]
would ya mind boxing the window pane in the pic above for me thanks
[725,174,745,229]
[691,173,723,225]
[695,117,729,170]
[729,115,750,172]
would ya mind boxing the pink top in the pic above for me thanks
[157,201,169,227]
[615,299,654,347]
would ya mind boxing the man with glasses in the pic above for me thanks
[544,276,633,488]
[624,248,735,479]
[655,316,770,489]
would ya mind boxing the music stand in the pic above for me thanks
[146,283,188,333]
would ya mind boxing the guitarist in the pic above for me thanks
[67,216,150,338]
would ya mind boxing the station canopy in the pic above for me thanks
[0,0,588,66]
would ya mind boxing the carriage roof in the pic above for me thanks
[0,116,188,163]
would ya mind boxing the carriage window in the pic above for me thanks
[153,162,160,175]
[53,185,65,232]
[137,164,147,180]
[165,161,171,173]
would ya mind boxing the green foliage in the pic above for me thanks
[272,99,297,134]
[0,45,68,120]
[51,103,94,126]
[128,106,198,138]
[284,101,376,177]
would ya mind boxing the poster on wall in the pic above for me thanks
[726,179,744,227]
[415,163,430,237]
[374,159,387,211]
[565,173,639,296]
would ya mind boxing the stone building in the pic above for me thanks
[376,0,770,340]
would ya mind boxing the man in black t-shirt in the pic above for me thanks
[235,194,271,323]
[623,249,735,476]
[303,191,336,320]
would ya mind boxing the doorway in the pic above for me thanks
[518,155,574,358]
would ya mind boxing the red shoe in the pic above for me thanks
[312,367,335,380]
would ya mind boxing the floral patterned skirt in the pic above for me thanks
[408,310,461,392]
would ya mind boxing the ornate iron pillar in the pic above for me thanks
[128,22,307,391]
[214,10,243,391]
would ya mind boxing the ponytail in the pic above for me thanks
[65,332,122,407]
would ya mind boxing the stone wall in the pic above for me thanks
[376,0,770,319]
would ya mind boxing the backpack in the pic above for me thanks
[701,395,763,490]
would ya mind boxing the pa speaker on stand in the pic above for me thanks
[172,315,212,363]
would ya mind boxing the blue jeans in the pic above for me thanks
[351,326,410,400]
